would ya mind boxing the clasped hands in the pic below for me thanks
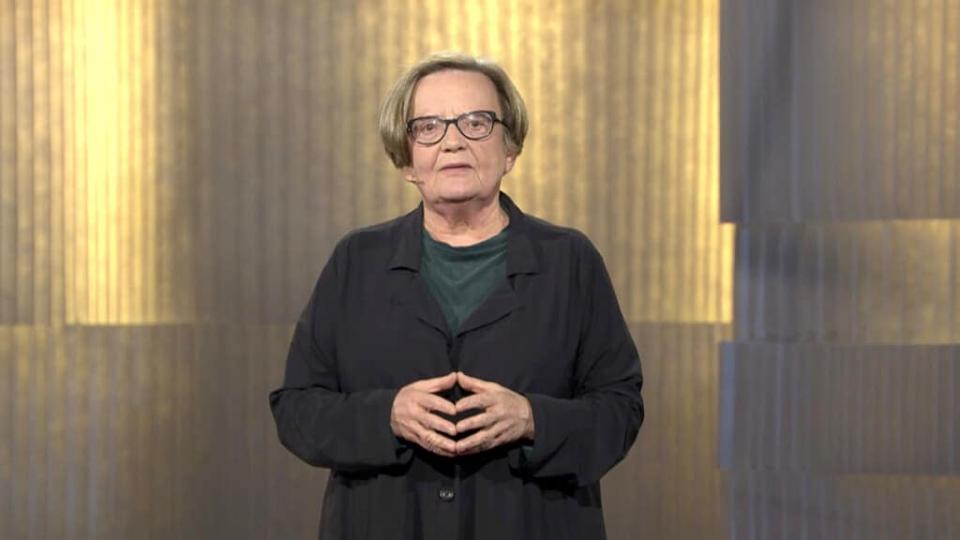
[390,372,535,458]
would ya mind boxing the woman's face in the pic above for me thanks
[403,69,517,207]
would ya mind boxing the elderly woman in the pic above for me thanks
[270,52,643,539]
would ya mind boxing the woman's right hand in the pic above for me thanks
[390,372,459,457]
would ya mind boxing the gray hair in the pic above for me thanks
[378,52,529,168]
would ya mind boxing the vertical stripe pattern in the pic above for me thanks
[1,1,726,538]
[722,0,960,537]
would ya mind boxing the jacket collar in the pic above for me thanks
[387,191,541,276]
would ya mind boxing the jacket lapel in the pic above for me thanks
[389,272,451,338]
[386,204,451,338]
[384,192,543,340]
[455,279,520,336]
[456,194,541,336]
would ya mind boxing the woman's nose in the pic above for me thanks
[440,123,466,150]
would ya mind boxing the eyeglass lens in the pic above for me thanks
[409,112,496,144]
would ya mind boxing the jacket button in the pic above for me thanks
[438,487,455,502]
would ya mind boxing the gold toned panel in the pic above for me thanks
[3,0,728,324]
[59,0,169,324]
[3,1,728,538]
[312,0,730,323]
[605,323,732,538]
[0,325,325,538]
[0,0,194,324]
[0,1,14,323]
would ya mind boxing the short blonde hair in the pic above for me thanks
[378,52,529,168]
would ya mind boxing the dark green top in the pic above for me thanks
[420,227,509,334]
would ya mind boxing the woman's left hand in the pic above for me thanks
[453,371,535,455]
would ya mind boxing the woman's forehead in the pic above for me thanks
[411,70,501,116]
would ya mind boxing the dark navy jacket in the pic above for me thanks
[270,192,644,540]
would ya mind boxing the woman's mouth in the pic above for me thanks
[440,163,472,171]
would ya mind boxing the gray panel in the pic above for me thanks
[734,222,960,344]
[727,473,960,540]
[720,342,960,473]
[722,0,960,538]
[721,0,960,222]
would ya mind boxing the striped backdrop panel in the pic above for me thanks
[1,1,729,538]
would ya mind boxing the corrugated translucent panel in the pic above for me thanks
[727,473,960,540]
[721,0,960,222]
[722,1,960,537]
[734,222,960,344]
[0,320,734,538]
[0,325,325,539]
[720,342,960,473]
[0,324,728,538]
[603,323,732,538]
[0,0,183,324]
[2,1,728,538]
[0,0,730,325]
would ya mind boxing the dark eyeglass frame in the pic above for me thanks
[406,110,505,145]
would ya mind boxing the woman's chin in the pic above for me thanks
[422,185,491,206]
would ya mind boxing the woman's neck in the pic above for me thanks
[422,195,509,247]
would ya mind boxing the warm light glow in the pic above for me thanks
[359,0,731,323]
[67,0,159,323]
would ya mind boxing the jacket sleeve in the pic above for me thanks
[268,243,412,472]
[510,242,644,487]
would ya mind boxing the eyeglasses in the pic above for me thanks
[406,110,505,145]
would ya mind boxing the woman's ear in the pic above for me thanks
[503,152,518,175]
[402,166,418,183]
